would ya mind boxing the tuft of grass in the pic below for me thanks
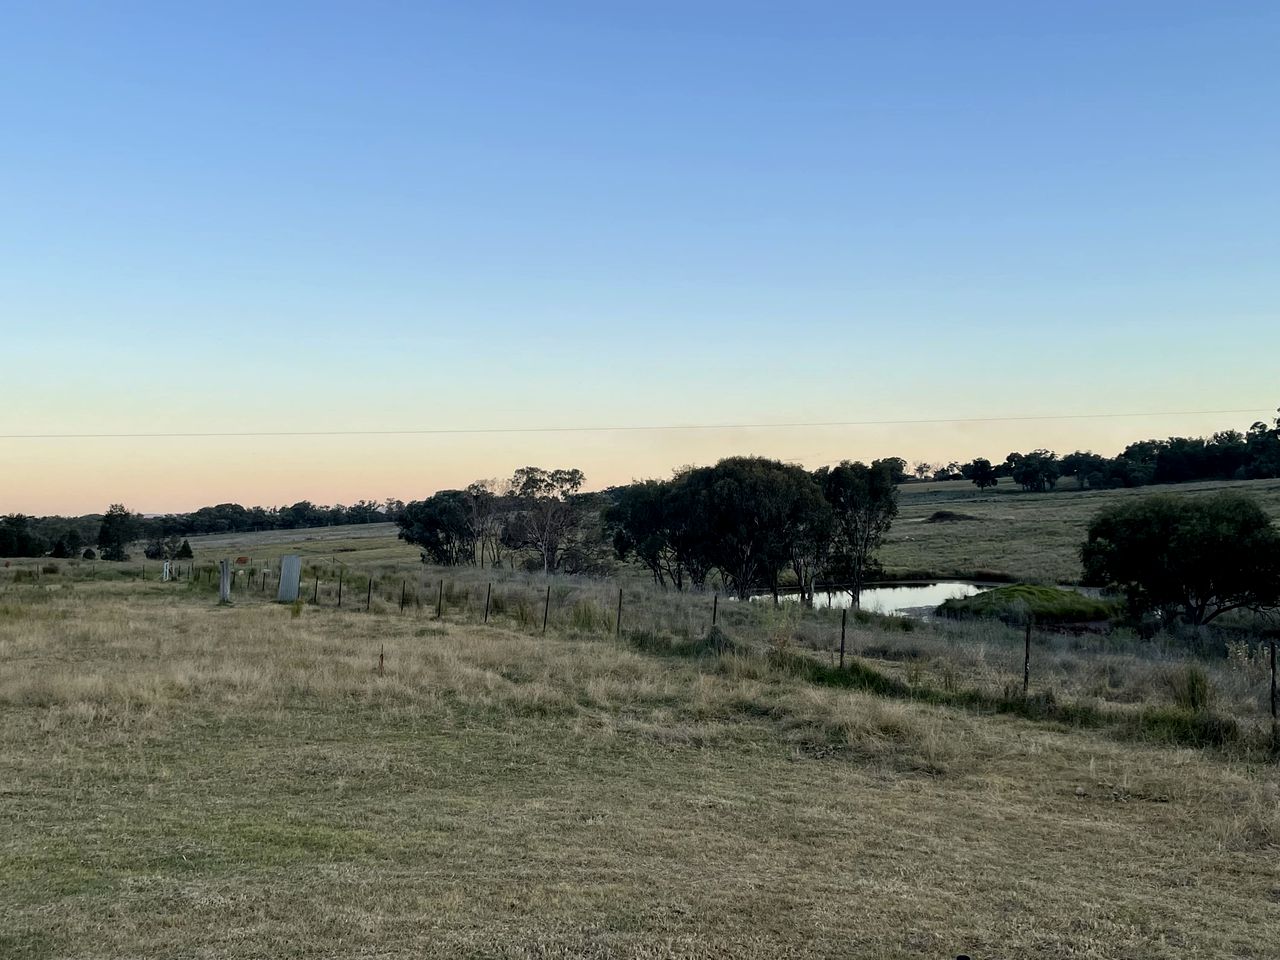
[568,600,612,634]
[1125,705,1239,747]
[1166,664,1215,712]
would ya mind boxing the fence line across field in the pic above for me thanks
[2,555,1276,743]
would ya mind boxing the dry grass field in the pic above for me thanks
[883,477,1280,584]
[2,547,1279,958]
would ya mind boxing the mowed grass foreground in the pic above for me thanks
[2,581,1279,959]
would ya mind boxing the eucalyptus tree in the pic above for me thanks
[503,467,587,574]
[685,457,827,600]
[814,460,899,608]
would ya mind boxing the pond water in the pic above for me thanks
[756,581,994,618]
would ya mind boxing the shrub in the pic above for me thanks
[1166,664,1214,712]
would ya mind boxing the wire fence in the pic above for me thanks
[2,555,1276,745]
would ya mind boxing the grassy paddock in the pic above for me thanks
[883,476,1280,583]
[1,562,1279,958]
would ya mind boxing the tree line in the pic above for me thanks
[0,499,400,559]
[931,410,1280,492]
[394,458,900,604]
[4,409,1277,564]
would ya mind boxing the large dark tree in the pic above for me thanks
[396,490,479,566]
[1081,493,1280,626]
[97,504,141,561]
[1005,450,1060,492]
[878,457,909,484]
[1060,451,1108,489]
[604,474,714,590]
[605,480,683,588]
[814,459,899,607]
[1246,412,1280,479]
[961,458,999,491]
[688,457,826,600]
[0,515,46,557]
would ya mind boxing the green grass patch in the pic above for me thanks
[937,583,1116,624]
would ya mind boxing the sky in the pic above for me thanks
[1,1,1277,515]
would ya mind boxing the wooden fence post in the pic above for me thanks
[1024,617,1033,698]
[400,580,406,612]
[839,608,846,670]
[1271,638,1277,751]
[313,572,319,604]
[436,579,444,619]
[712,592,718,627]
[542,584,551,634]
[366,577,373,612]
[484,582,491,623]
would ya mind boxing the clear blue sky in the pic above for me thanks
[2,2,1277,513]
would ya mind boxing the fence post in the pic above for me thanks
[436,579,444,619]
[542,583,551,635]
[313,572,319,604]
[712,592,718,627]
[484,582,491,623]
[400,580,406,612]
[616,587,623,637]
[1023,617,1033,698]
[366,577,373,612]
[1271,638,1277,751]
[839,608,846,670]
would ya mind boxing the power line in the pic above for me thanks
[0,408,1269,441]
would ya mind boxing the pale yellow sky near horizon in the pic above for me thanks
[2,410,1271,516]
